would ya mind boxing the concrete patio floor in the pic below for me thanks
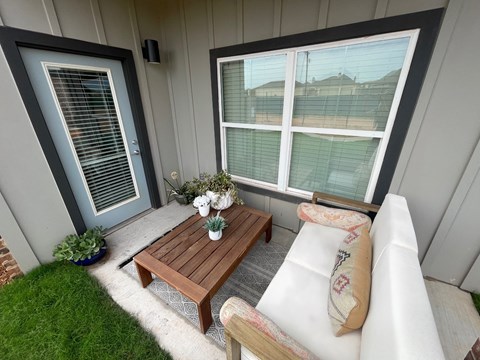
[88,202,480,360]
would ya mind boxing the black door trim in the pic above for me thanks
[0,26,161,233]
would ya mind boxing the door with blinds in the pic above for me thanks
[20,48,151,229]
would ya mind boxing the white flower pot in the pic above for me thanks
[198,204,210,217]
[206,190,234,210]
[208,229,222,241]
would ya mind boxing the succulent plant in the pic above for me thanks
[203,213,228,232]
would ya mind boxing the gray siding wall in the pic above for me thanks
[2,0,479,286]
[160,0,454,253]
[0,0,178,264]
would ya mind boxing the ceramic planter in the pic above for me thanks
[206,190,234,210]
[174,194,189,205]
[71,243,107,266]
[198,204,210,217]
[209,229,222,241]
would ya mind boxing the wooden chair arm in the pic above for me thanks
[311,191,380,213]
[225,314,304,360]
[220,297,318,360]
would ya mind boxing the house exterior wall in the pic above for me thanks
[1,0,479,286]
[159,0,458,253]
[0,0,178,263]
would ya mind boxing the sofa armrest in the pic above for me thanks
[312,191,380,213]
[220,297,319,360]
[297,202,372,232]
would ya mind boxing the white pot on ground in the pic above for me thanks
[206,190,234,210]
[209,229,222,241]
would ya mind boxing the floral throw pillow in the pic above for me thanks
[328,227,372,336]
[297,203,372,232]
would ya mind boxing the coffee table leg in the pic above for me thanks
[198,298,213,334]
[265,217,272,243]
[134,261,153,288]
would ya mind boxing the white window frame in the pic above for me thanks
[217,29,419,203]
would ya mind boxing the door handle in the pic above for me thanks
[133,150,140,155]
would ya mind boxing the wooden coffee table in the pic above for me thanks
[133,204,272,333]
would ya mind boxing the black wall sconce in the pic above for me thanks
[142,39,160,64]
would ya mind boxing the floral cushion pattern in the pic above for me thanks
[297,203,372,232]
[220,297,319,360]
[328,228,372,336]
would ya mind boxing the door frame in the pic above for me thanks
[0,26,161,233]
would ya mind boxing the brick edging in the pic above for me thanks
[0,237,23,287]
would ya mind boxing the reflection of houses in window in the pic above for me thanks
[252,80,304,97]
[247,70,400,130]
[304,73,357,96]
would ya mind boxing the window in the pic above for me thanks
[211,10,443,204]
[216,30,419,203]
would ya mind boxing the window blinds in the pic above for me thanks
[226,128,281,184]
[48,67,137,212]
[289,134,379,201]
[222,54,286,182]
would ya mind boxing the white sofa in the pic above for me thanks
[220,193,445,360]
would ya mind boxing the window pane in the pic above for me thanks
[226,128,280,184]
[289,133,379,201]
[293,37,410,130]
[48,67,137,212]
[221,54,286,125]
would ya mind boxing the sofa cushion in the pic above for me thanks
[360,245,444,360]
[297,202,372,232]
[285,221,348,277]
[256,260,361,360]
[369,194,418,270]
[328,228,372,336]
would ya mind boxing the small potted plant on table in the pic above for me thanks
[203,212,228,240]
[193,195,211,217]
[53,226,107,266]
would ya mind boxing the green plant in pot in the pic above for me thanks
[203,212,228,241]
[53,226,107,266]
[193,170,243,210]
[164,171,196,205]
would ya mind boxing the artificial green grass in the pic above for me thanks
[473,293,480,316]
[0,262,171,360]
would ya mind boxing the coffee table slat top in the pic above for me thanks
[133,251,208,304]
[133,204,272,333]
[188,214,264,285]
[136,205,271,296]
[177,210,253,278]
[198,217,269,290]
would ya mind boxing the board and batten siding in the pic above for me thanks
[159,0,454,244]
[2,0,480,290]
[0,0,178,264]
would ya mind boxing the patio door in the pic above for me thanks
[20,48,151,229]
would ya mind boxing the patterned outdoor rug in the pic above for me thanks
[121,239,289,348]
